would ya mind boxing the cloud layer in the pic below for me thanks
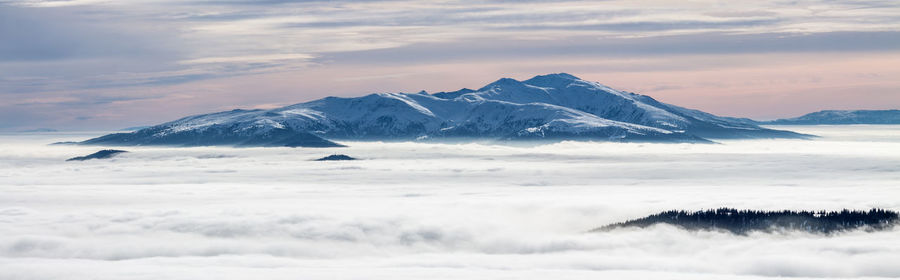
[1,126,899,279]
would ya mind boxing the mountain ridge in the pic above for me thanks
[759,109,900,125]
[79,73,810,147]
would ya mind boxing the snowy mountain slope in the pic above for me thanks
[423,99,702,142]
[250,92,700,142]
[80,73,809,147]
[759,110,900,125]
[461,74,691,129]
[82,109,344,147]
[457,73,802,138]
[631,97,803,138]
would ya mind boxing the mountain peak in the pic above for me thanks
[492,77,522,84]
[523,73,581,87]
[530,73,580,80]
[479,73,583,91]
[478,77,525,91]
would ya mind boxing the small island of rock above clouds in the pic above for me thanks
[66,150,128,161]
[315,154,357,161]
[78,73,812,148]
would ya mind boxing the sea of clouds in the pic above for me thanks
[1,125,899,279]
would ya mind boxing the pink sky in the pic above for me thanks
[2,1,899,130]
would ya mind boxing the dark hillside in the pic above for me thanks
[594,208,898,234]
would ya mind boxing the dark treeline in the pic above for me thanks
[594,208,898,234]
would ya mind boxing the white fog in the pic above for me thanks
[1,125,899,279]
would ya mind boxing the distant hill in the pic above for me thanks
[760,110,900,125]
[79,73,810,148]
[67,149,128,161]
[315,154,357,161]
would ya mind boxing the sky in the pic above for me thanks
[1,0,900,131]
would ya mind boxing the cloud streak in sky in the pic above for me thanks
[1,0,900,130]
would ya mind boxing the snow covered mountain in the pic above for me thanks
[759,110,900,125]
[82,73,809,147]
[82,109,345,148]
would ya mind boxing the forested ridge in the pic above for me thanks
[595,208,898,234]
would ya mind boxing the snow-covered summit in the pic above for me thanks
[81,74,809,147]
